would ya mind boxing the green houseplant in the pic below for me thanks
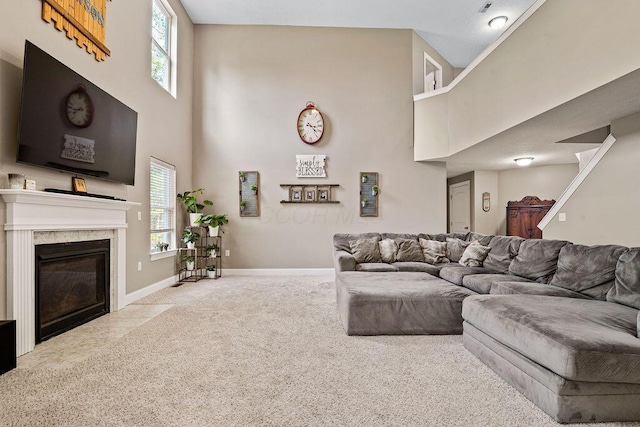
[240,200,246,212]
[251,184,258,195]
[206,264,216,278]
[196,213,229,236]
[371,185,379,196]
[181,228,200,249]
[176,188,213,226]
[361,197,367,208]
[239,172,246,182]
[205,243,220,258]
[182,255,195,271]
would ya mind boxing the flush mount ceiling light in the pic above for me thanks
[488,16,508,29]
[514,157,533,167]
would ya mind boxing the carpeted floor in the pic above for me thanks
[1,275,638,426]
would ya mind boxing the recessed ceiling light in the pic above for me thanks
[488,16,508,29]
[514,157,533,167]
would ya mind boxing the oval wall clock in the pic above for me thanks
[297,102,324,144]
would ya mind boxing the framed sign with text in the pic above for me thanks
[41,0,112,61]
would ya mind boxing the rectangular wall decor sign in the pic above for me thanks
[296,155,326,178]
[41,0,112,61]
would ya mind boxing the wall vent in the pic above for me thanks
[478,2,493,13]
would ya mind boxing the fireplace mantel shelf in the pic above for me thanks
[1,189,140,356]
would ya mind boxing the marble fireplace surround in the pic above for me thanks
[0,190,139,356]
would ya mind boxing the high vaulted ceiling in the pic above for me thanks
[179,0,537,67]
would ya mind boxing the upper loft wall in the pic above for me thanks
[411,32,454,96]
[415,0,640,160]
[0,1,195,316]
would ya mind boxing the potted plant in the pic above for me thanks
[239,172,246,182]
[162,243,170,252]
[196,213,229,236]
[206,265,216,278]
[372,185,379,196]
[205,243,220,258]
[251,184,258,195]
[182,228,200,249]
[240,200,246,212]
[361,197,367,208]
[182,255,195,271]
[361,175,368,183]
[176,188,213,226]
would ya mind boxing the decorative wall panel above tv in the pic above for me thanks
[41,0,112,61]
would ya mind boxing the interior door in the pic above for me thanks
[449,181,471,233]
[425,71,435,92]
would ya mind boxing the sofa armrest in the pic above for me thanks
[637,311,639,338]
[334,250,356,272]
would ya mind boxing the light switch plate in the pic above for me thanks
[559,213,566,222]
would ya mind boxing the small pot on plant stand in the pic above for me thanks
[206,265,216,278]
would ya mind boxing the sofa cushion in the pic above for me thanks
[466,232,494,246]
[462,274,533,294]
[462,295,640,383]
[489,281,591,299]
[333,250,356,272]
[607,248,640,310]
[459,241,491,267]
[381,233,418,241]
[392,262,441,274]
[446,238,471,263]
[508,239,570,283]
[440,266,496,286]
[551,244,628,300]
[333,233,380,252]
[483,235,524,274]
[378,239,398,264]
[419,232,468,242]
[349,237,382,263]
[355,263,398,272]
[419,239,449,264]
[394,239,424,262]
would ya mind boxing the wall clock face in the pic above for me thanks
[66,86,94,128]
[297,103,324,144]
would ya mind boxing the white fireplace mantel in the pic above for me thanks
[0,190,140,356]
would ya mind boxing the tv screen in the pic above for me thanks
[17,41,138,185]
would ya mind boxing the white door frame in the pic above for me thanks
[424,52,443,92]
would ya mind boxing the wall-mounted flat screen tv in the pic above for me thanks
[17,41,138,185]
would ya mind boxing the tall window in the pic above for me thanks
[150,157,176,254]
[151,0,174,92]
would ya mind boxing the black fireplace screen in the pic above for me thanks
[35,239,110,342]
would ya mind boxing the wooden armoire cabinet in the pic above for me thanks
[506,196,555,239]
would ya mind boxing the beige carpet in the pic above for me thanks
[1,275,638,426]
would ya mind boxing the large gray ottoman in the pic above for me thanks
[336,272,476,335]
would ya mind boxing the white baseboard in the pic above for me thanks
[123,274,178,306]
[223,268,335,277]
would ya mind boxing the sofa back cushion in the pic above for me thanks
[483,235,524,274]
[381,233,418,241]
[394,238,424,262]
[550,244,627,300]
[446,238,471,263]
[333,233,380,252]
[348,237,382,263]
[419,232,468,242]
[378,238,398,264]
[466,232,493,246]
[607,248,640,310]
[508,239,570,283]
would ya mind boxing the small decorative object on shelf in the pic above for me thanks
[7,174,25,190]
[360,172,379,217]
[72,176,87,193]
[280,184,339,204]
[239,171,260,217]
[176,188,213,226]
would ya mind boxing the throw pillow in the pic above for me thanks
[606,248,640,310]
[378,238,398,264]
[419,238,449,265]
[348,237,382,264]
[459,241,491,267]
[394,238,424,262]
[446,238,471,263]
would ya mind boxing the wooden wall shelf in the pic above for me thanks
[280,184,339,203]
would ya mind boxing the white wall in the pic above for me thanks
[0,1,194,317]
[473,171,500,235]
[192,25,447,269]
[497,164,578,235]
[544,112,640,246]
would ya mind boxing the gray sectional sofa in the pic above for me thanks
[333,232,640,423]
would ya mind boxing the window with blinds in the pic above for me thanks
[150,157,176,253]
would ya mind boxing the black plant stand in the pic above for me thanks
[0,320,16,375]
